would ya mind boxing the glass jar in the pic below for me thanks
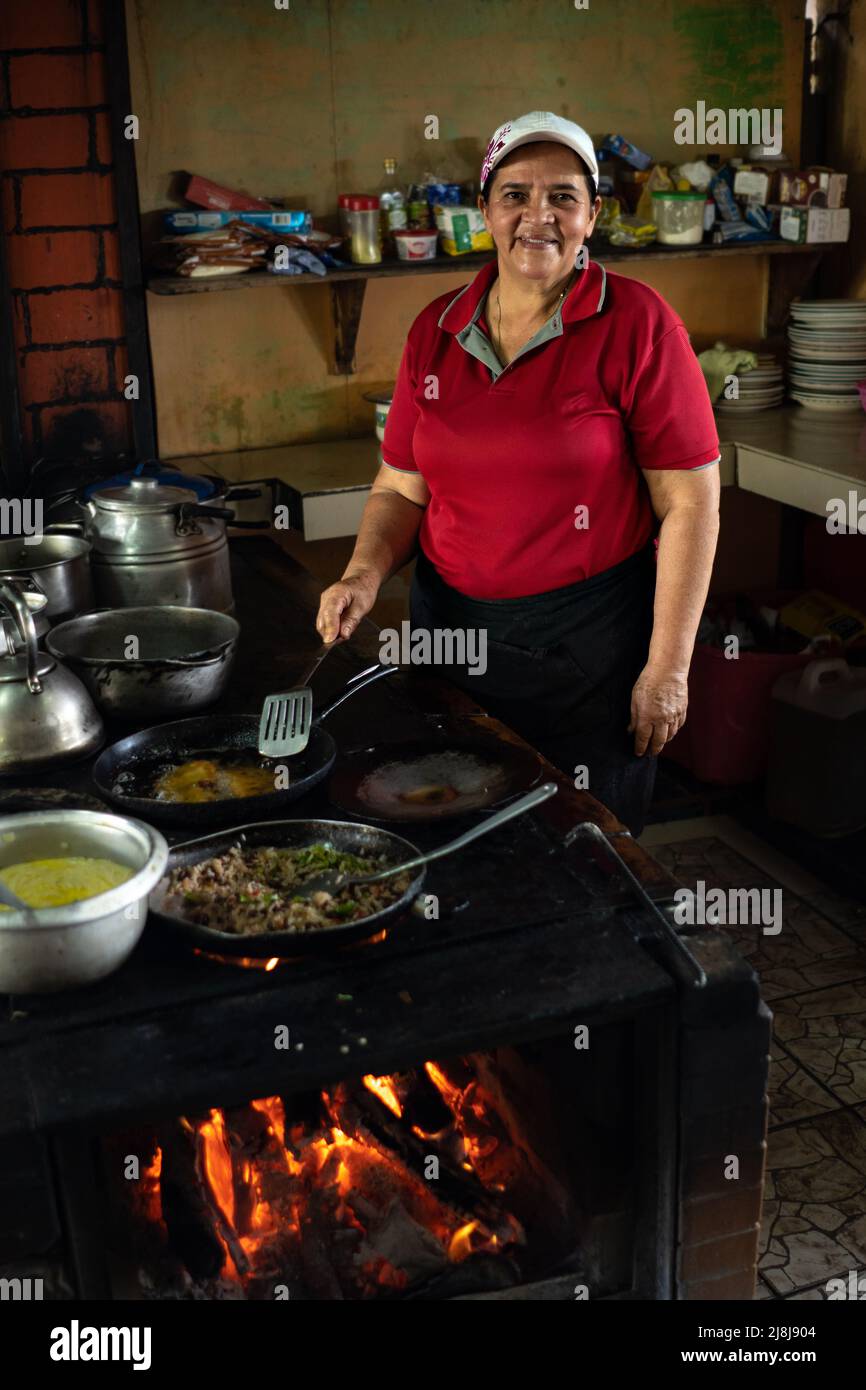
[345,195,382,264]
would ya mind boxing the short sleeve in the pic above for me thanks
[626,325,720,470]
[381,333,421,473]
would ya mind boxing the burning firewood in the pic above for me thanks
[157,1118,225,1281]
[335,1082,522,1251]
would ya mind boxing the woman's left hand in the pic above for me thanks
[628,665,688,757]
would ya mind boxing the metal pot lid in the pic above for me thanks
[0,644,54,681]
[91,477,198,512]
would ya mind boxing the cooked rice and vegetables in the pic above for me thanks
[166,842,411,935]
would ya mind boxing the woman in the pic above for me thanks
[317,111,720,834]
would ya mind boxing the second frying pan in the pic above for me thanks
[91,665,397,829]
[328,735,543,822]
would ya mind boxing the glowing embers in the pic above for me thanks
[137,1063,526,1299]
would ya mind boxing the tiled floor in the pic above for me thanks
[642,816,866,1301]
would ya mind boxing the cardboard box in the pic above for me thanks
[184,174,273,212]
[165,210,311,233]
[778,167,847,209]
[733,167,775,203]
[779,205,850,244]
[814,168,847,208]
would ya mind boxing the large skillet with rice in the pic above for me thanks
[148,818,425,957]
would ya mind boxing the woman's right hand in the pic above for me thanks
[316,570,380,642]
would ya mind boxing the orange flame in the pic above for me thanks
[168,1061,522,1294]
[448,1221,479,1262]
[199,1109,235,1230]
[363,1074,402,1117]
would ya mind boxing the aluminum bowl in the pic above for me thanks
[46,606,239,720]
[0,811,168,994]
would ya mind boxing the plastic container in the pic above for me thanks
[766,659,866,835]
[651,190,706,246]
[393,229,438,261]
[345,195,381,264]
[663,642,813,784]
[362,389,393,441]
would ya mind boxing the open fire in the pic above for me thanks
[119,1058,549,1300]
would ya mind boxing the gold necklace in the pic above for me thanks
[491,271,575,360]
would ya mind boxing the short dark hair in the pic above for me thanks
[481,162,597,206]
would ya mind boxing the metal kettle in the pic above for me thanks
[0,580,104,774]
[48,477,245,612]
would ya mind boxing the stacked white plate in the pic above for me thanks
[715,353,784,413]
[787,300,866,414]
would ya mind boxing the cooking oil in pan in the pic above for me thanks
[114,751,285,804]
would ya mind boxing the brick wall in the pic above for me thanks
[0,0,130,464]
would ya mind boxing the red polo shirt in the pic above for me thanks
[381,256,719,599]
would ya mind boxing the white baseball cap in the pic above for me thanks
[480,111,599,190]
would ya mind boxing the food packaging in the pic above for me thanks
[712,220,772,243]
[709,171,740,222]
[674,160,715,192]
[780,591,866,646]
[393,229,439,261]
[616,167,651,212]
[184,174,273,212]
[165,210,312,233]
[608,212,657,247]
[433,205,494,255]
[425,181,463,207]
[596,196,622,233]
[635,164,674,222]
[745,204,773,232]
[601,134,653,171]
[733,166,776,203]
[779,167,847,209]
[150,224,273,276]
[651,191,706,245]
[779,205,851,244]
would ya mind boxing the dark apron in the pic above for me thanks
[409,544,658,834]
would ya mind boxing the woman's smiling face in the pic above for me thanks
[480,141,600,283]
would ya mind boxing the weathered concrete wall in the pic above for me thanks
[127,0,805,458]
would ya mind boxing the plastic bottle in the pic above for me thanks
[379,159,407,254]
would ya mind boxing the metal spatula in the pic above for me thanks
[258,638,345,756]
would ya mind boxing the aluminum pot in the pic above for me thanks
[46,606,240,720]
[0,532,94,622]
[47,477,262,612]
[0,811,168,994]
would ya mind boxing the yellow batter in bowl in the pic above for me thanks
[0,857,133,910]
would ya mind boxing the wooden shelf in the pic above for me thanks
[146,240,826,374]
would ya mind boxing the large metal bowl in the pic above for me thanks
[0,811,168,994]
[46,606,239,720]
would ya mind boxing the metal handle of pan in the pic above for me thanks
[360,781,559,883]
[295,634,346,689]
[315,662,399,721]
[563,821,707,988]
[222,486,264,502]
[178,504,270,529]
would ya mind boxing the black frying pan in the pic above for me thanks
[148,818,426,956]
[91,665,397,829]
[148,782,557,958]
[328,736,543,823]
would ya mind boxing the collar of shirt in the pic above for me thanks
[437,255,607,379]
[437,254,607,334]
